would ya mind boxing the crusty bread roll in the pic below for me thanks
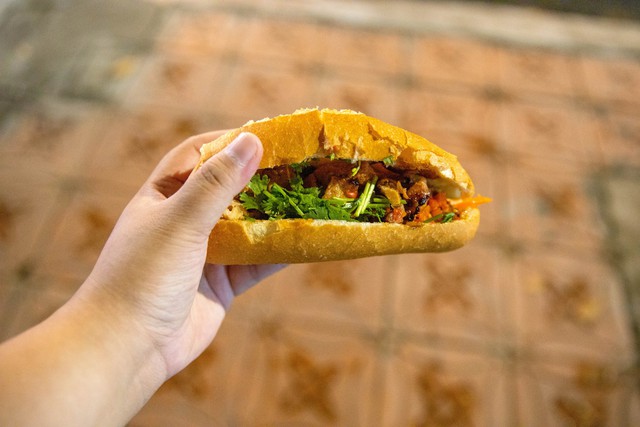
[196,108,482,264]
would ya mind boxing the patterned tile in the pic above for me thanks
[497,48,582,98]
[35,180,136,295]
[0,156,60,279]
[400,87,500,140]
[515,358,638,427]
[155,11,239,58]
[580,55,640,112]
[511,249,634,364]
[504,157,607,252]
[126,54,223,113]
[132,320,254,426]
[381,342,508,426]
[497,99,604,165]
[237,17,328,69]
[255,258,391,330]
[234,317,379,426]
[2,285,71,340]
[597,110,640,167]
[411,36,500,88]
[318,70,401,123]
[86,106,217,188]
[210,62,320,124]
[0,99,110,173]
[323,26,408,77]
[391,242,505,344]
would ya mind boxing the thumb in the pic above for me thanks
[171,132,263,234]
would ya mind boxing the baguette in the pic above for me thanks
[196,108,486,264]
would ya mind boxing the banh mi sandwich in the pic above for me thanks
[196,108,490,265]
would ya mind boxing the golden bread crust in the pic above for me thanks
[197,108,474,198]
[206,209,480,265]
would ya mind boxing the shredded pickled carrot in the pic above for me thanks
[452,195,492,211]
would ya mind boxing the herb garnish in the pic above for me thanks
[351,161,361,177]
[425,212,456,223]
[239,172,389,222]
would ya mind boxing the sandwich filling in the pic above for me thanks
[226,157,489,224]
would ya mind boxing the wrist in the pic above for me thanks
[0,284,168,427]
[63,283,169,415]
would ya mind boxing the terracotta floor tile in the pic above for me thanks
[155,11,239,58]
[580,55,640,111]
[514,358,638,426]
[235,318,379,426]
[0,279,19,340]
[497,100,604,165]
[237,17,329,69]
[0,156,60,275]
[56,41,146,102]
[0,99,110,173]
[497,48,582,98]
[411,36,500,88]
[36,180,136,295]
[126,54,223,113]
[597,110,640,167]
[86,106,217,188]
[504,158,607,252]
[254,258,391,329]
[323,26,408,77]
[391,242,505,343]
[511,249,634,364]
[211,63,320,123]
[381,342,508,426]
[399,87,500,147]
[128,397,218,427]
[133,320,254,425]
[2,285,71,340]
[318,71,401,123]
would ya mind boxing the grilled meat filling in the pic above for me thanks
[235,158,461,224]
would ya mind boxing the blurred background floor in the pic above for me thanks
[1,0,639,425]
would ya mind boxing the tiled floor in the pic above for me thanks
[1,0,639,425]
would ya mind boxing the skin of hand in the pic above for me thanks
[0,131,285,426]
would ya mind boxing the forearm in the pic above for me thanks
[0,288,166,427]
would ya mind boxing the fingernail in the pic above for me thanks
[225,132,259,165]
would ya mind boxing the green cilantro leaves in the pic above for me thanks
[239,172,390,222]
[425,212,456,223]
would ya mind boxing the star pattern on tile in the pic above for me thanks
[161,62,192,90]
[76,207,114,253]
[21,113,73,153]
[543,276,601,327]
[279,348,339,422]
[305,263,354,297]
[423,260,473,313]
[536,184,580,218]
[554,361,616,427]
[162,345,218,400]
[414,362,476,427]
[124,116,199,163]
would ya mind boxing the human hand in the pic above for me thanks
[0,131,287,427]
[80,131,285,379]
